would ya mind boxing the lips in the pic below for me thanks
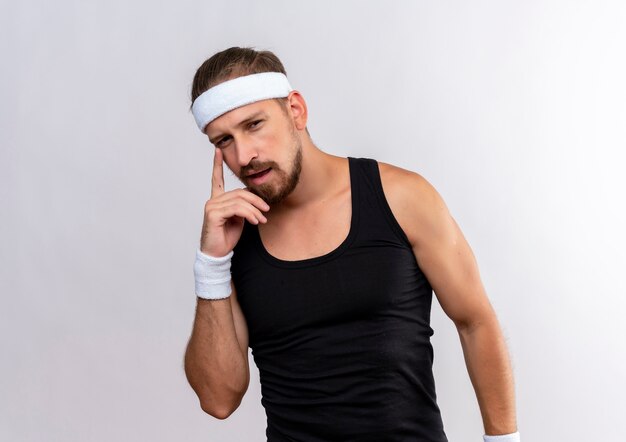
[246,168,271,179]
[241,161,278,187]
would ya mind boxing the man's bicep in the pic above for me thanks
[229,282,250,360]
[379,164,493,329]
[412,209,493,330]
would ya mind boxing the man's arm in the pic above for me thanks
[184,282,250,419]
[184,147,267,419]
[380,163,518,436]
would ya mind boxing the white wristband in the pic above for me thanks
[483,431,520,442]
[193,248,233,300]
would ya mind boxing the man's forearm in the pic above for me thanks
[457,316,518,435]
[184,299,249,418]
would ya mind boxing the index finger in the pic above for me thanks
[211,148,225,199]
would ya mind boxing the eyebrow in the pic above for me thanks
[208,111,268,144]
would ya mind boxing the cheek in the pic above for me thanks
[258,130,278,148]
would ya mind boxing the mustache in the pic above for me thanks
[240,160,279,177]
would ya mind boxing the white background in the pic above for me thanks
[2,1,625,441]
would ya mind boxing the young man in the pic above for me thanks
[184,47,519,442]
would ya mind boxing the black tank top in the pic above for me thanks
[232,157,448,442]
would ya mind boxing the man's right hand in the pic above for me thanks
[200,148,270,257]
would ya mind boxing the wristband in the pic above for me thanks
[193,248,233,300]
[483,431,520,442]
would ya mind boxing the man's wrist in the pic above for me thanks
[483,431,520,442]
[193,248,233,300]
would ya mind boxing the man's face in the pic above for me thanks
[205,98,303,205]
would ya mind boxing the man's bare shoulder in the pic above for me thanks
[377,161,450,247]
[377,161,442,214]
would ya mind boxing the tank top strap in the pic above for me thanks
[348,157,413,250]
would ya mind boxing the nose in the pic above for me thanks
[234,136,258,168]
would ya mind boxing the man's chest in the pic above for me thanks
[259,191,352,261]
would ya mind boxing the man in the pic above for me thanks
[184,47,519,442]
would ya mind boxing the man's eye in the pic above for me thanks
[216,136,231,148]
[250,120,263,129]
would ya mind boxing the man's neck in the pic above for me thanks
[273,138,347,213]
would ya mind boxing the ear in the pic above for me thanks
[286,90,308,131]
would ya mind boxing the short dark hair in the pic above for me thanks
[190,46,288,109]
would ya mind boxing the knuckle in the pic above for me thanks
[206,210,220,223]
[204,200,219,214]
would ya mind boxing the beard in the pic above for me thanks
[241,137,303,205]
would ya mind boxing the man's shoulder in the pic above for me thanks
[375,161,437,204]
[374,160,447,247]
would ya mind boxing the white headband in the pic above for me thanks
[191,72,293,133]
